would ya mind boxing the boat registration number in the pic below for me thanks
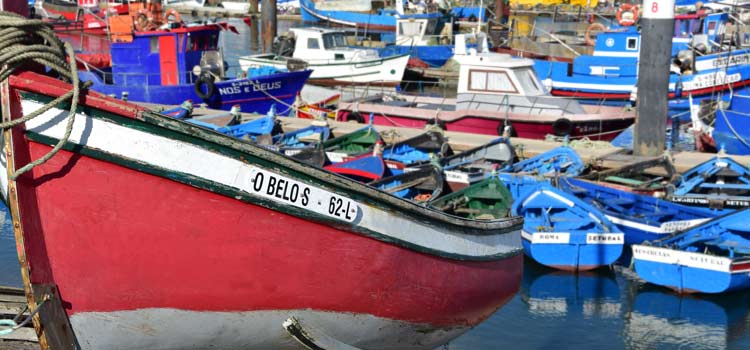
[246,167,360,223]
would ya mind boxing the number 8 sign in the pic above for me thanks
[642,0,674,19]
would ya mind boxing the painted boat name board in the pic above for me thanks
[521,231,623,244]
[633,245,738,272]
[248,167,360,222]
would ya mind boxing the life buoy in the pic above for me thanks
[616,4,639,27]
[584,23,606,47]
[552,118,573,137]
[134,9,154,31]
[165,9,181,23]
[194,74,216,100]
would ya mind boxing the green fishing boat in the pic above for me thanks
[429,177,514,220]
[323,125,383,163]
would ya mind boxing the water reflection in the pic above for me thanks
[624,287,750,350]
[522,260,621,319]
[449,258,750,349]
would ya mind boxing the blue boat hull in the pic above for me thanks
[633,246,750,293]
[299,0,441,30]
[377,44,476,68]
[79,70,312,114]
[522,231,624,271]
[713,95,750,155]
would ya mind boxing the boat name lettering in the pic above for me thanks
[684,72,741,90]
[660,218,710,232]
[712,54,750,67]
[633,246,672,257]
[687,254,727,266]
[586,234,624,244]
[252,171,310,206]
[725,200,750,207]
[670,196,708,204]
[248,168,360,223]
[219,80,283,95]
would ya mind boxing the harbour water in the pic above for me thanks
[1,16,749,350]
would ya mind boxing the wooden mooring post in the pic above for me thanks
[261,0,277,53]
[634,0,675,156]
[249,0,260,52]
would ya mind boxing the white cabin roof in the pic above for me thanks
[453,53,536,70]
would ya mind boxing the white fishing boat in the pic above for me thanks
[238,27,410,87]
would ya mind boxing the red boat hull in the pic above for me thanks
[338,110,632,141]
[4,72,523,349]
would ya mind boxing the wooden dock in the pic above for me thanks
[0,286,38,349]
[174,103,750,174]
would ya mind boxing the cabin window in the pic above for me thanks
[399,21,424,36]
[150,37,159,53]
[322,33,347,49]
[468,70,518,93]
[307,38,320,49]
[626,37,638,50]
[335,53,344,60]
[518,69,544,95]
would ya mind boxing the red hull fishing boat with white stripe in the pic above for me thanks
[0,14,522,350]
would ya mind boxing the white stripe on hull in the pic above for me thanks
[20,100,521,258]
[238,55,409,85]
[70,308,468,350]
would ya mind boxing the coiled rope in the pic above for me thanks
[0,11,91,180]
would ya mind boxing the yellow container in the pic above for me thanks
[510,0,599,8]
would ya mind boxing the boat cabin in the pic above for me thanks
[593,12,735,58]
[453,34,586,116]
[394,17,445,46]
[103,16,227,86]
[290,27,380,61]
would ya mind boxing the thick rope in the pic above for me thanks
[0,11,91,180]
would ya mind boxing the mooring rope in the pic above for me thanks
[0,11,91,180]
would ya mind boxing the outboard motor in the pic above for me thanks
[272,34,296,57]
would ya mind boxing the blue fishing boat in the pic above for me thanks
[669,156,750,209]
[299,0,445,31]
[513,182,624,271]
[186,106,280,142]
[324,151,391,182]
[632,209,750,294]
[709,95,750,155]
[533,12,750,117]
[382,130,450,173]
[369,165,445,202]
[372,18,481,68]
[76,16,311,114]
[557,178,716,246]
[272,122,332,149]
[506,146,585,177]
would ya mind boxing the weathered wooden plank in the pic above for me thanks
[0,327,38,342]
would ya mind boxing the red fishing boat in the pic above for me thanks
[336,35,634,140]
[0,13,523,350]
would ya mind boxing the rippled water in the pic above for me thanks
[2,16,749,350]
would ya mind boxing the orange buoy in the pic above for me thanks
[164,9,181,23]
[584,22,606,46]
[616,3,639,26]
